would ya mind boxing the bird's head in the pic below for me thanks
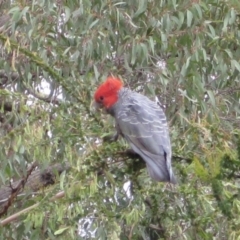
[94,77,123,110]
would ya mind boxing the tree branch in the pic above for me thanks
[0,14,10,32]
[0,162,71,207]
[23,82,61,105]
[0,190,65,226]
[0,162,37,217]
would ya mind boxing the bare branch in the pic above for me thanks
[0,162,71,206]
[0,162,37,217]
[0,14,10,32]
[0,190,65,226]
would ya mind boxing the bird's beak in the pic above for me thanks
[90,100,102,111]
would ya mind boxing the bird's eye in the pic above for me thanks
[99,96,104,101]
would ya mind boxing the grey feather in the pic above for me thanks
[110,88,176,183]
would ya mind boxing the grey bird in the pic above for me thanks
[94,77,176,183]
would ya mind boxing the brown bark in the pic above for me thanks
[0,162,71,207]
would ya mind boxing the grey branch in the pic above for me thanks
[0,14,10,32]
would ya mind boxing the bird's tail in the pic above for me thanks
[127,139,176,183]
[145,155,176,184]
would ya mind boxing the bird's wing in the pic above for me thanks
[116,92,175,182]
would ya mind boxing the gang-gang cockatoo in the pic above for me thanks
[94,77,176,183]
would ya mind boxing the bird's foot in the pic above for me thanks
[102,132,119,142]
[117,149,139,158]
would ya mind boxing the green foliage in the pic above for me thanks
[0,0,240,239]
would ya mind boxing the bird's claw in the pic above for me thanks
[102,132,119,142]
[117,149,140,159]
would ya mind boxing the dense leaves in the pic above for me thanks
[0,0,240,239]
